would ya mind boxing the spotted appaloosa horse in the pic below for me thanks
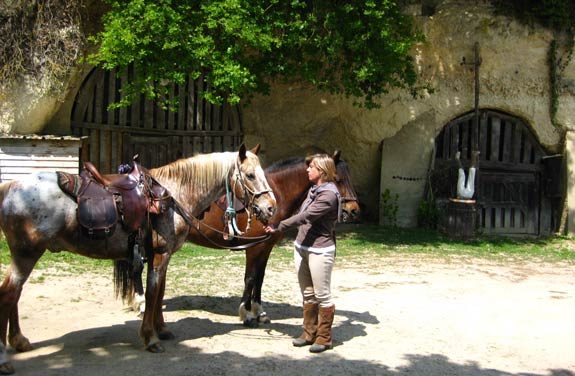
[0,144,276,375]
[183,151,360,326]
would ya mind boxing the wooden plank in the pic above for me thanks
[119,67,128,126]
[106,69,116,126]
[204,81,212,133]
[94,71,104,125]
[0,146,80,155]
[156,101,166,131]
[167,83,176,130]
[0,158,79,167]
[490,116,501,162]
[192,136,202,154]
[177,80,186,131]
[501,119,512,163]
[523,140,534,164]
[450,122,459,159]
[479,114,488,158]
[460,120,469,159]
[187,77,196,131]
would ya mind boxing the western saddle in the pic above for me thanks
[57,156,170,238]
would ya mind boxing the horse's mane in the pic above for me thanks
[335,159,358,200]
[265,156,304,173]
[150,152,236,195]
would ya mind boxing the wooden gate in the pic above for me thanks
[432,109,559,237]
[71,66,243,173]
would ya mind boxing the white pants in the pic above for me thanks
[457,167,476,199]
[294,245,335,308]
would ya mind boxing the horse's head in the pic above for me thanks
[232,144,277,224]
[333,150,361,222]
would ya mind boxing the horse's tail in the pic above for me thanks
[0,181,12,205]
[114,260,136,305]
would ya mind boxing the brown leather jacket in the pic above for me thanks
[277,182,340,250]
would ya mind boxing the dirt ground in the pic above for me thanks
[6,254,575,376]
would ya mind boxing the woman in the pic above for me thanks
[265,153,340,353]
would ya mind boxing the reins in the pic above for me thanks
[171,197,271,251]
[165,155,273,251]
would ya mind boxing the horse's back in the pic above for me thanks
[0,172,75,236]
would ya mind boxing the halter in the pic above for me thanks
[224,158,272,239]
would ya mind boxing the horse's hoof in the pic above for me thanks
[257,314,271,324]
[158,330,175,340]
[0,362,15,375]
[146,343,165,353]
[9,334,34,352]
[243,318,259,328]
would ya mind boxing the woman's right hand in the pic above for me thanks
[264,224,278,234]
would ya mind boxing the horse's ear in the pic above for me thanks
[332,150,341,164]
[238,143,247,161]
[250,144,261,155]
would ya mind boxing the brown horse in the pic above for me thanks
[180,151,360,326]
[0,145,276,375]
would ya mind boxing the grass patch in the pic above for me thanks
[1,225,574,279]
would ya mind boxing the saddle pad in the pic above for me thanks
[56,171,83,199]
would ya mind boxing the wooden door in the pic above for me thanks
[70,66,243,173]
[433,110,547,236]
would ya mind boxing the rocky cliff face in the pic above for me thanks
[0,0,105,134]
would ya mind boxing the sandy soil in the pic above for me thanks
[6,255,575,376]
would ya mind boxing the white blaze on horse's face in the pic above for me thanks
[233,146,276,224]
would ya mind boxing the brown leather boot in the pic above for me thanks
[292,302,318,347]
[310,305,335,353]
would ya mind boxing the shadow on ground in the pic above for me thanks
[10,295,574,376]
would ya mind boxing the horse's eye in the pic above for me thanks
[246,173,256,180]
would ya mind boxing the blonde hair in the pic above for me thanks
[306,153,338,182]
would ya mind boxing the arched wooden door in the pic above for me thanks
[432,109,560,236]
[71,66,243,173]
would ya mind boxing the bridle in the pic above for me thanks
[168,155,273,250]
[224,158,273,239]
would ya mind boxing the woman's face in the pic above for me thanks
[307,160,322,184]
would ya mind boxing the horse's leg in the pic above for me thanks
[153,253,174,340]
[0,248,43,375]
[140,252,162,352]
[240,243,273,327]
[140,252,172,352]
[9,304,33,352]
[239,246,258,327]
[252,246,273,324]
[132,268,146,315]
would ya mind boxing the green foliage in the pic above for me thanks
[88,0,425,109]
[335,225,575,263]
[380,188,399,227]
[417,197,439,229]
